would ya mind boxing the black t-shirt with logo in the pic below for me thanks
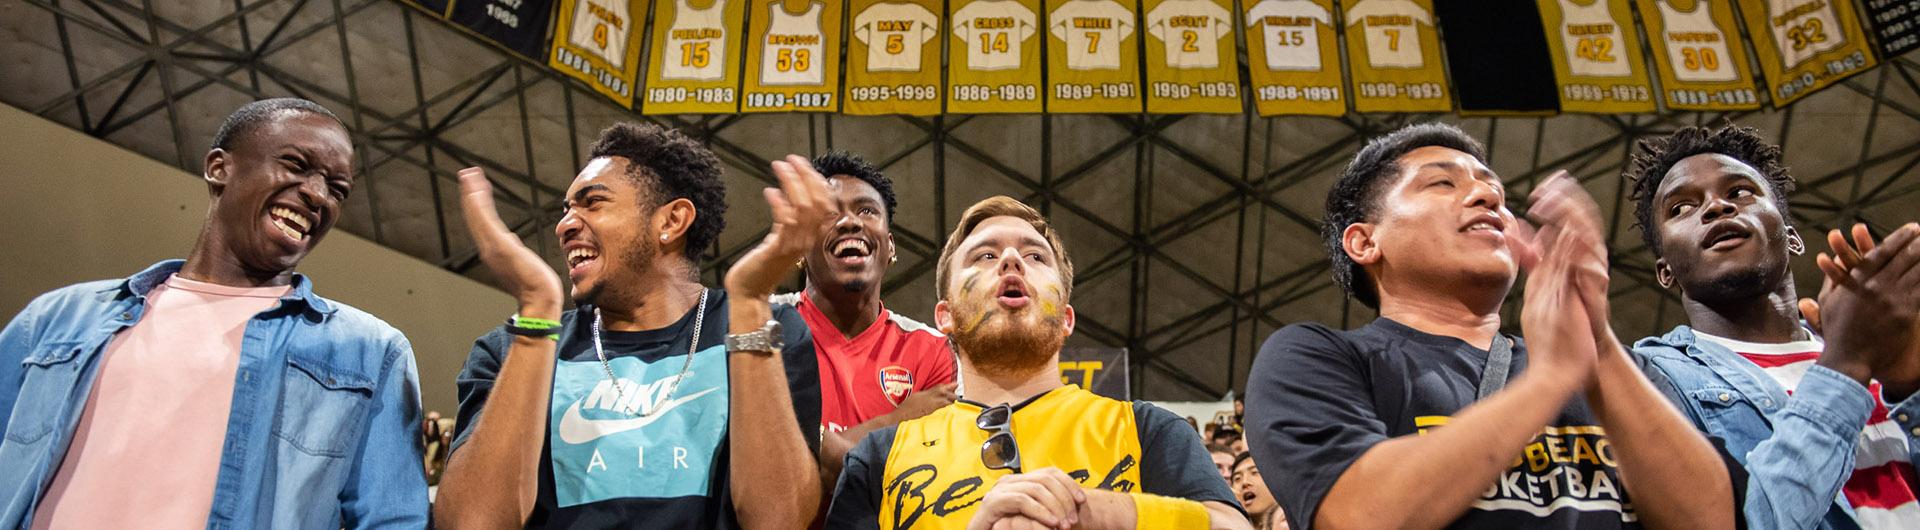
[452,289,821,529]
[1244,318,1639,530]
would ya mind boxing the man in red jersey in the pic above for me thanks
[774,151,958,499]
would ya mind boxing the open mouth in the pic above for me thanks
[1700,223,1753,251]
[1459,213,1506,239]
[829,237,873,265]
[566,245,600,277]
[269,206,314,243]
[996,276,1030,309]
[1240,491,1256,503]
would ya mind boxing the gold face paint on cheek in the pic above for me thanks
[1036,281,1063,317]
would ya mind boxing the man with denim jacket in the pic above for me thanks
[1626,123,1920,529]
[0,98,427,529]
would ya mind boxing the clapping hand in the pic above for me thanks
[457,167,563,318]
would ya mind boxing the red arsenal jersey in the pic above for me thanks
[780,293,956,433]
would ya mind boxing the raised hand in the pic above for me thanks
[1798,224,1874,333]
[1815,223,1920,397]
[1516,173,1607,383]
[723,155,838,300]
[966,468,1087,530]
[458,167,563,318]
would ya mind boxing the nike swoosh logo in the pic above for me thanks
[557,387,721,444]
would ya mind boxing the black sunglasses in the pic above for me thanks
[977,403,1021,473]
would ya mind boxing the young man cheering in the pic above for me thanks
[1625,123,1920,529]
[1245,123,1737,530]
[433,122,834,529]
[770,151,957,497]
[0,98,427,528]
[824,196,1249,530]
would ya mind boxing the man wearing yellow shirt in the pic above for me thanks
[823,196,1250,530]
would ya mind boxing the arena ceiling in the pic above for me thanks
[4,0,1918,400]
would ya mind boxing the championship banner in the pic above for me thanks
[742,0,844,112]
[1243,0,1345,116]
[948,0,1044,113]
[1060,347,1130,401]
[1045,0,1144,113]
[1864,0,1920,57]
[642,0,747,114]
[445,0,557,61]
[1633,0,1760,111]
[1141,0,1240,113]
[550,0,646,107]
[1536,0,1655,113]
[1738,0,1878,106]
[845,0,946,115]
[1343,0,1450,113]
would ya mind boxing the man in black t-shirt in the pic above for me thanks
[434,123,836,529]
[1244,123,1739,530]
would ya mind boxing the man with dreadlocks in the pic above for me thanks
[1625,122,1920,529]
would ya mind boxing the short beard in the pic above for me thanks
[572,231,660,309]
[1685,262,1780,305]
[841,278,871,293]
[950,307,1065,377]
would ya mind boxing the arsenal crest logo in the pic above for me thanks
[878,366,914,406]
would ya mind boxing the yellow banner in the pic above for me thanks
[642,0,746,114]
[1537,0,1655,113]
[1343,0,1450,113]
[550,0,647,107]
[1243,0,1344,116]
[1738,0,1878,106]
[1141,0,1240,113]
[1046,0,1144,113]
[845,0,946,115]
[742,0,844,112]
[948,0,1045,113]
[1633,0,1759,110]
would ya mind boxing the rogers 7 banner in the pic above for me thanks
[845,0,946,115]
[1243,0,1345,116]
[1738,0,1879,106]
[741,0,845,112]
[1342,0,1450,113]
[643,0,747,114]
[948,0,1045,113]
[1046,0,1145,113]
[1141,0,1241,113]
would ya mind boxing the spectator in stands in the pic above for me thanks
[1209,444,1236,482]
[1230,452,1278,529]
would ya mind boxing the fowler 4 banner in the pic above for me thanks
[1537,0,1656,113]
[1633,0,1759,111]
[551,0,647,107]
[742,0,845,112]
[1243,0,1345,116]
[949,0,1045,113]
[643,0,747,114]
[1141,0,1240,113]
[1738,0,1878,106]
[1060,347,1130,401]
[845,0,946,115]
[1046,0,1145,113]
[1343,0,1451,113]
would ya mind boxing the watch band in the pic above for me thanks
[725,319,783,353]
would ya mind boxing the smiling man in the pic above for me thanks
[1625,123,1920,529]
[0,98,427,528]
[824,196,1249,530]
[434,122,832,529]
[1244,122,1737,530]
[767,151,956,506]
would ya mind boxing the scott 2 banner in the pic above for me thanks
[1141,0,1241,113]
[948,0,1045,113]
[1537,0,1655,113]
[642,0,747,114]
[1046,0,1144,113]
[1243,0,1345,116]
[741,0,844,112]
[845,0,946,115]
[1633,0,1759,111]
[1738,0,1878,106]
[1343,0,1450,113]
[550,0,646,107]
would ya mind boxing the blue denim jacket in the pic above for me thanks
[0,260,428,529]
[1633,325,1920,530]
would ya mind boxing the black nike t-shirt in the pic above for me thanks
[451,289,821,529]
[1244,318,1638,530]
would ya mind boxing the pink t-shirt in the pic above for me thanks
[30,274,288,529]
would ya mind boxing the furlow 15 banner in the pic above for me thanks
[1739,0,1878,106]
[1537,0,1655,113]
[948,0,1044,113]
[1243,0,1345,116]
[1633,0,1759,111]
[845,0,946,115]
[642,0,746,114]
[551,0,647,107]
[1141,0,1240,113]
[1343,0,1450,113]
[742,0,844,112]
[1046,0,1144,113]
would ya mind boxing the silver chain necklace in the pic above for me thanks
[592,289,706,417]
